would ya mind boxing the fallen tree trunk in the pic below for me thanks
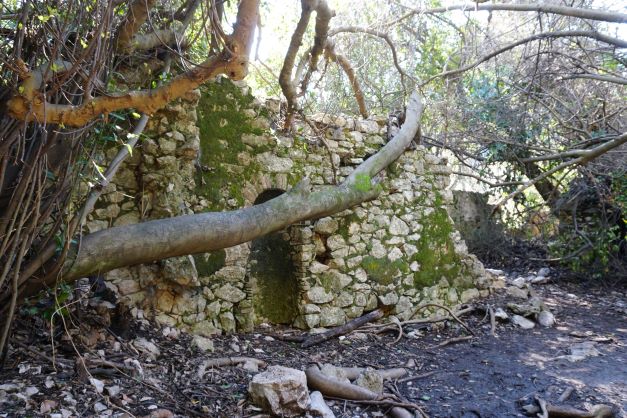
[19,92,422,299]
[302,308,384,348]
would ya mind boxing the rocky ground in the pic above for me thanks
[1,269,625,418]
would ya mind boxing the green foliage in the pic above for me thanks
[22,283,73,320]
[550,173,627,279]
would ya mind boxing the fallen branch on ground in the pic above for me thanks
[306,365,381,400]
[302,308,384,348]
[428,335,473,350]
[201,357,267,368]
[522,401,617,418]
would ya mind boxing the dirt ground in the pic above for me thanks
[1,270,625,418]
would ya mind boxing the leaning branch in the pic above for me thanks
[324,40,368,118]
[7,0,259,127]
[421,30,627,87]
[388,3,627,26]
[114,0,158,52]
[493,131,627,209]
[56,92,422,286]
[279,0,315,127]
[329,26,415,89]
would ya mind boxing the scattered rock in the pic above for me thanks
[309,391,335,418]
[191,335,215,352]
[562,342,600,362]
[511,315,535,329]
[494,308,509,320]
[88,377,104,393]
[511,277,526,288]
[506,286,529,299]
[133,337,161,360]
[354,368,384,394]
[537,310,555,327]
[248,366,311,417]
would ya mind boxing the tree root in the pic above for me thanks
[306,365,380,400]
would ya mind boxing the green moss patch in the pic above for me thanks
[411,193,461,288]
[361,255,407,285]
[194,250,226,277]
[195,78,266,210]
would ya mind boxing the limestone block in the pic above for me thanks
[307,287,334,304]
[304,314,320,328]
[158,138,177,154]
[394,296,413,315]
[378,292,399,306]
[370,240,386,258]
[215,284,246,303]
[345,306,364,318]
[355,369,383,394]
[460,288,480,303]
[116,280,140,296]
[256,152,293,173]
[205,301,221,318]
[214,266,247,282]
[155,314,178,327]
[191,336,214,352]
[155,290,175,312]
[336,292,354,307]
[161,255,199,286]
[219,312,236,332]
[354,292,368,307]
[249,366,310,417]
[303,304,321,314]
[314,217,339,235]
[353,268,368,282]
[355,119,380,134]
[191,320,221,336]
[310,261,330,274]
[326,235,347,251]
[388,247,403,262]
[319,307,346,327]
[95,204,120,219]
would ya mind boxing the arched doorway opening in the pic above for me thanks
[249,189,300,324]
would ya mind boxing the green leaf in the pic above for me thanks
[124,143,133,156]
[131,112,141,119]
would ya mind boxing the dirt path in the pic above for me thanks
[1,275,625,417]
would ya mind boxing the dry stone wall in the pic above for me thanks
[87,78,498,335]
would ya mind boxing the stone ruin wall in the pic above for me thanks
[86,79,497,336]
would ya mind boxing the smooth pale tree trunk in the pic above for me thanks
[55,93,423,284]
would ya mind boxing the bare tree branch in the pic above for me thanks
[421,30,627,87]
[389,3,627,26]
[324,40,368,118]
[6,0,260,126]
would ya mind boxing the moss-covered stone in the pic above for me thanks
[195,78,266,209]
[194,250,226,277]
[361,255,407,285]
[250,230,299,324]
[411,193,461,288]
